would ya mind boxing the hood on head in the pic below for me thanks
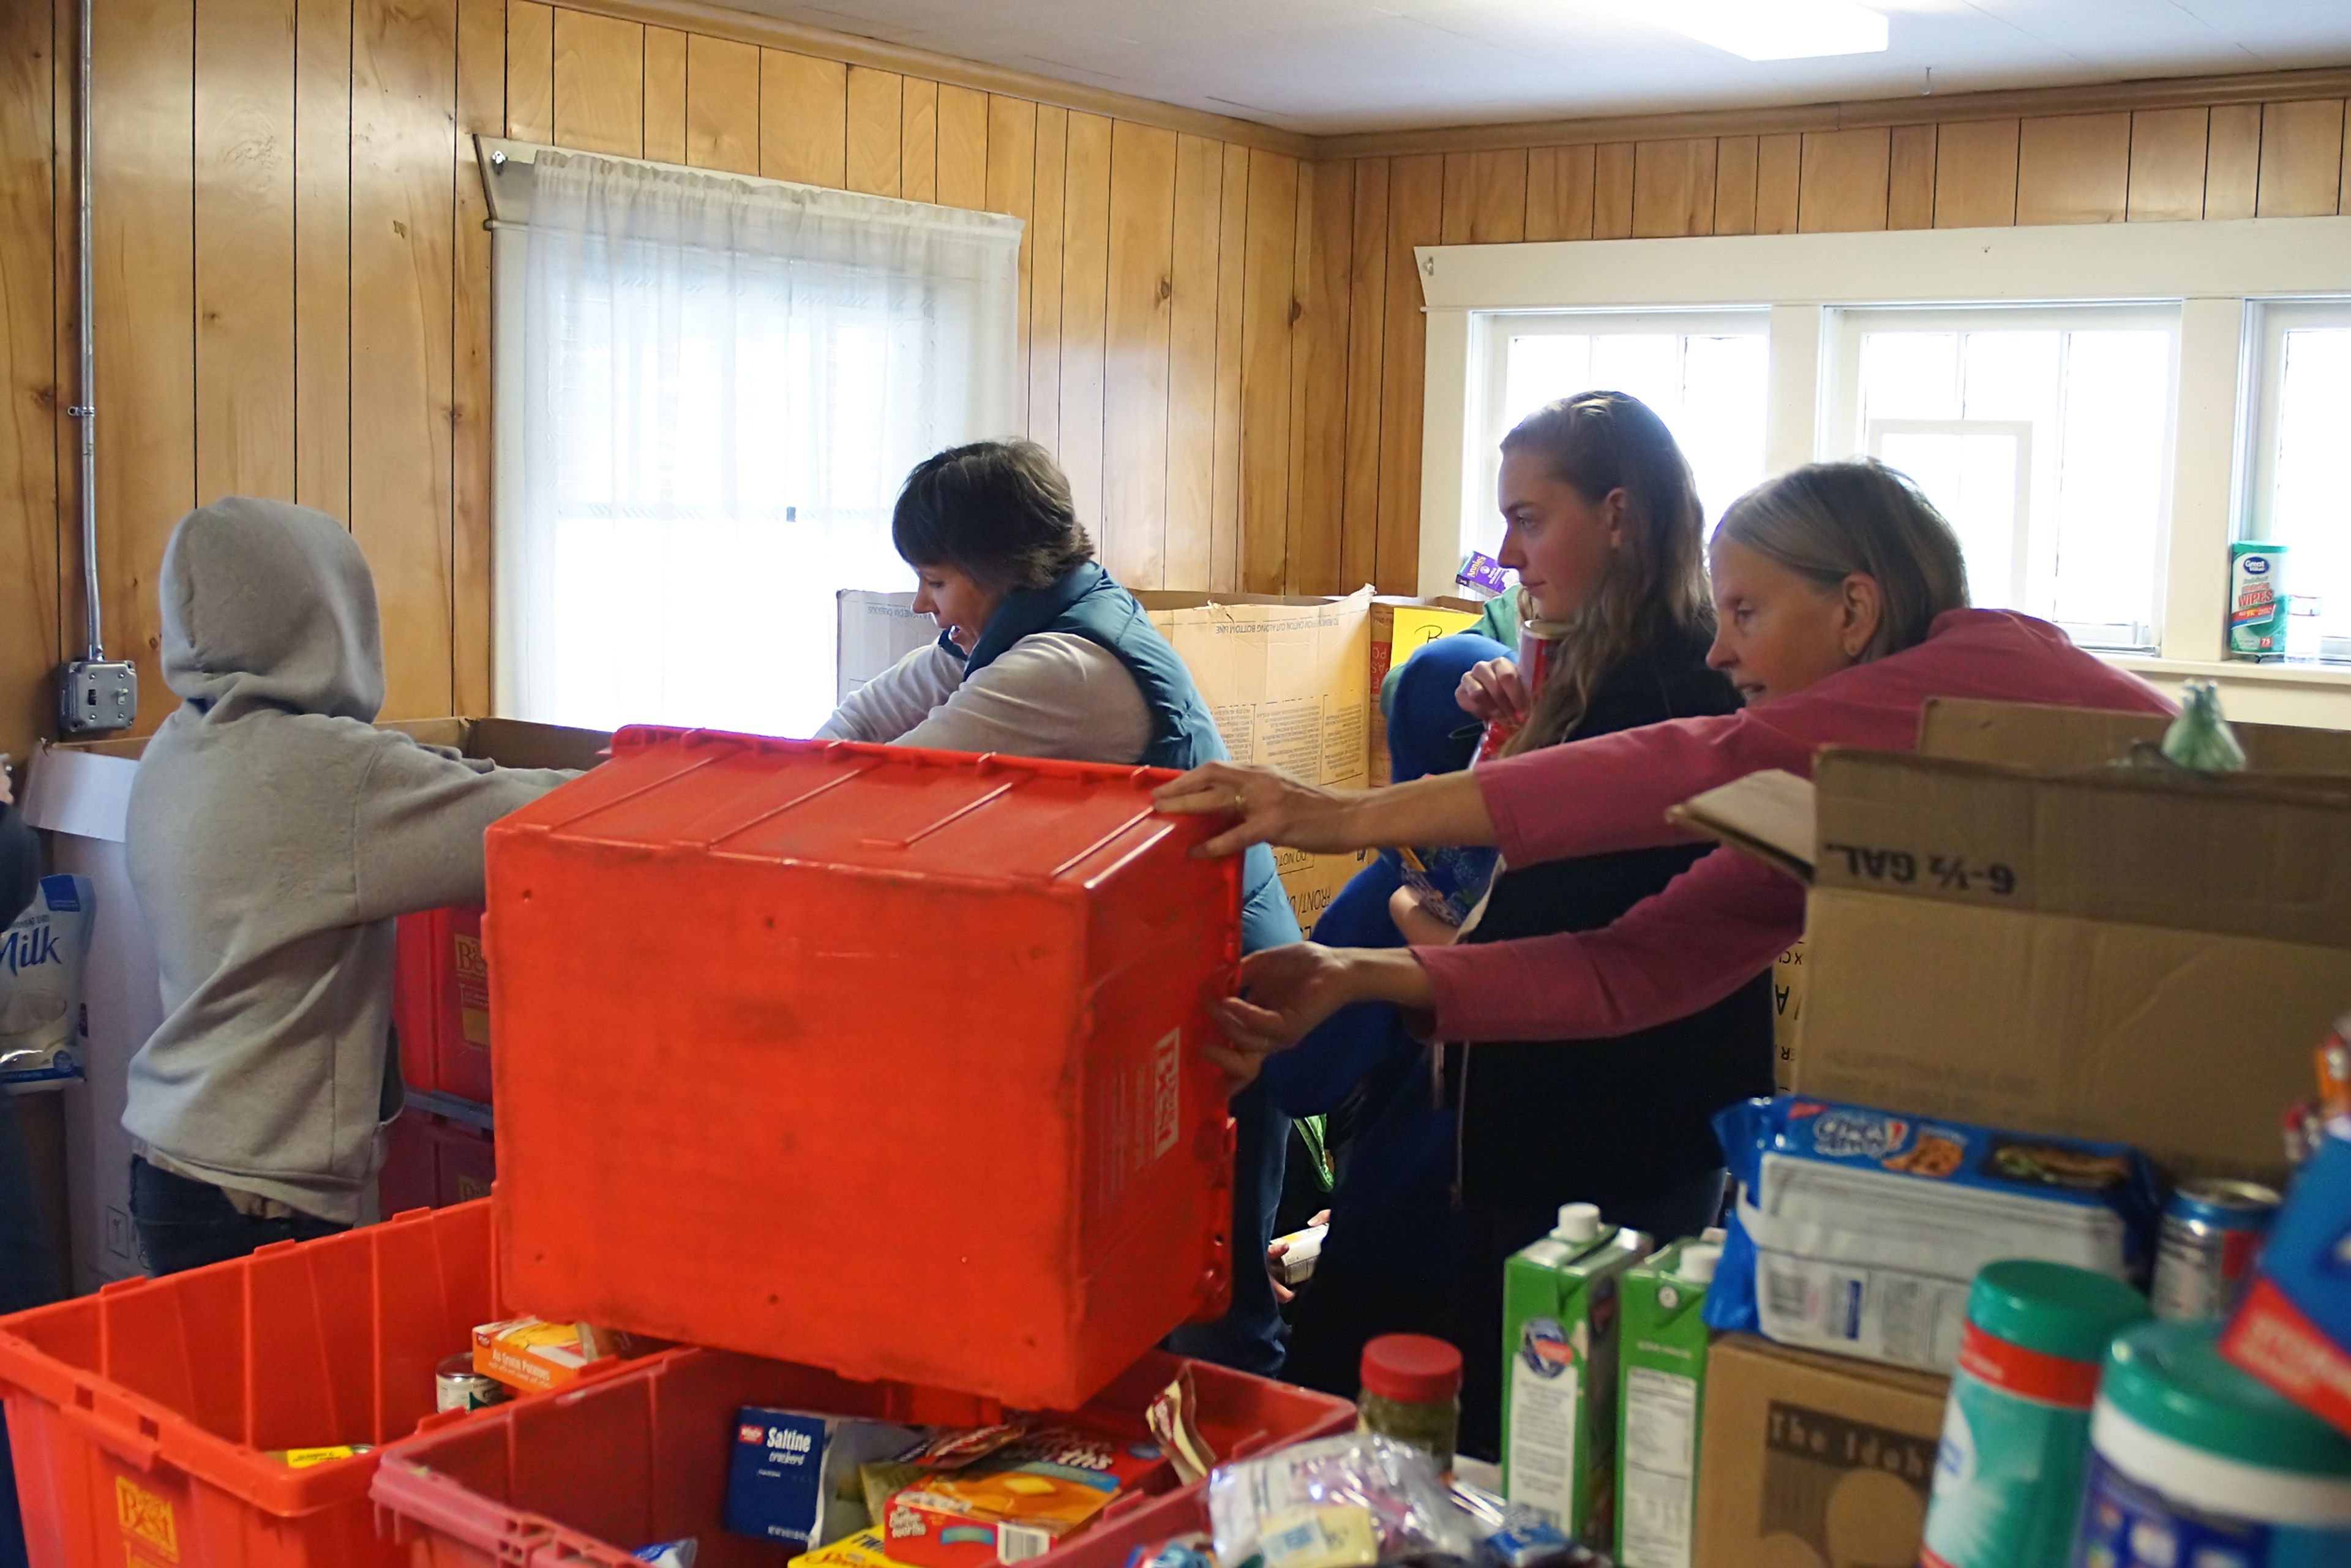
[159,498,386,722]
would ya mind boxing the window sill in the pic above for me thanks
[2104,654,2351,689]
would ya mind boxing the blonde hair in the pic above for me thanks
[1499,392,1712,755]
[1713,461,1970,660]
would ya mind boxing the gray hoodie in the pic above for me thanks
[125,498,576,1225]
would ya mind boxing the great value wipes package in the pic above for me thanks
[723,1408,926,1550]
[1706,1097,2158,1374]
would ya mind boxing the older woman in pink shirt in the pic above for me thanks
[1157,460,2175,1074]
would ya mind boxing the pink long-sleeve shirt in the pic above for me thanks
[1415,610,2177,1043]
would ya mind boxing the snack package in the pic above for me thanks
[801,1497,1005,1568]
[634,1542,697,1568]
[470,1318,644,1395]
[1207,1435,1480,1568]
[2222,1122,2351,1439]
[0,874,95,1085]
[1705,1095,2160,1373]
[896,1424,1165,1553]
[723,1408,926,1550]
[268,1445,371,1468]
[1147,1366,1218,1486]
[1379,845,1501,929]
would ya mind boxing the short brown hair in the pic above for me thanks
[891,440,1097,593]
[1713,460,1970,661]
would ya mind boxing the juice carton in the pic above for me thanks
[1500,1203,1652,1545]
[1614,1239,1723,1568]
[722,1408,926,1550]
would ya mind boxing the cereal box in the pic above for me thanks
[470,1318,643,1395]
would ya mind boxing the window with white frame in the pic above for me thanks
[1823,305,2179,651]
[485,144,1022,737]
[1471,311,1769,556]
[2244,300,2351,661]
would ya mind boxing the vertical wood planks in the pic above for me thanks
[2015,113,2131,223]
[506,1,553,142]
[642,27,687,164]
[845,66,901,196]
[1,0,57,757]
[1932,118,2020,227]
[1339,159,1387,591]
[2257,99,2345,217]
[92,0,197,730]
[294,0,350,519]
[1755,133,1801,233]
[1238,150,1297,594]
[936,83,988,209]
[760,50,846,187]
[1887,124,1935,230]
[1593,142,1633,238]
[195,0,296,506]
[1713,135,1759,235]
[1058,111,1111,533]
[1524,144,1595,241]
[984,96,1036,405]
[1441,148,1525,245]
[1290,159,1351,593]
[684,34,759,175]
[2203,103,2262,218]
[1026,104,1066,451]
[1102,121,1176,587]
[1164,133,1222,590]
[1377,154,1440,596]
[350,0,456,718]
[2128,107,2210,221]
[1799,127,1890,231]
[451,0,502,713]
[552,8,642,158]
[1208,143,1248,592]
[1632,137,1715,238]
[900,76,937,201]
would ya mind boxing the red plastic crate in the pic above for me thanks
[484,729,1243,1410]
[0,1199,580,1568]
[396,906,493,1105]
[371,1343,1353,1568]
[381,1108,498,1217]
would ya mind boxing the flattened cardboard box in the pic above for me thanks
[838,588,1376,933]
[1674,699,2351,1183]
[1367,596,1483,787]
[1693,1335,1947,1568]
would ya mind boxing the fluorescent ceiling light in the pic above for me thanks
[1654,0,1890,61]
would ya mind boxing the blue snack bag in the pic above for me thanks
[1704,1095,2159,1373]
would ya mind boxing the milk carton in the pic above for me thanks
[1614,1239,1723,1568]
[1501,1203,1651,1545]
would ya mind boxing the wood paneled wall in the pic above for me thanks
[4,0,2349,763]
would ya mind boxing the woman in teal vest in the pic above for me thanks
[817,439,1300,1375]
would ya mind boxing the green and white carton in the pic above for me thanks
[1613,1238,1724,1568]
[1501,1202,1652,1546]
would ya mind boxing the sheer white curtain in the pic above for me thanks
[497,149,1022,736]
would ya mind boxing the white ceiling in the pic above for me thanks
[729,0,2351,136]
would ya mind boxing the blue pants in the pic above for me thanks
[1163,1079,1291,1378]
[130,1158,345,1279]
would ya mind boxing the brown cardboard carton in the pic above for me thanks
[1367,596,1483,787]
[1771,938,1805,1093]
[1671,699,2351,1183]
[1693,1335,1947,1568]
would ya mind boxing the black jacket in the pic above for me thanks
[1452,624,1775,1209]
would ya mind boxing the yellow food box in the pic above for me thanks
[471,1316,638,1395]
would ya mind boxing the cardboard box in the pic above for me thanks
[836,588,1378,934]
[471,1316,643,1395]
[1770,940,1804,1093]
[1673,699,2351,1184]
[1693,1335,1947,1568]
[1367,596,1483,787]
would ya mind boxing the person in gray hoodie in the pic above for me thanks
[124,498,578,1275]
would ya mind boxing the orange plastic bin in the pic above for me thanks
[484,729,1242,1411]
[0,1199,576,1568]
[396,905,493,1105]
[380,1106,498,1217]
[371,1343,1354,1568]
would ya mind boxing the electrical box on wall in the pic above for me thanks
[56,661,136,735]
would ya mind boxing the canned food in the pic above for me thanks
[435,1352,508,1413]
[2150,1178,2279,1321]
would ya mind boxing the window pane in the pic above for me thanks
[1850,315,2172,645]
[2269,325,2351,651]
[1504,334,1592,428]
